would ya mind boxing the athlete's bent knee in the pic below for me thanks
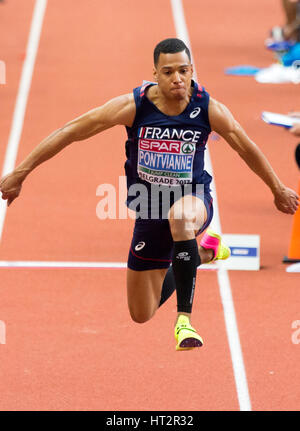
[168,211,197,240]
[129,308,155,324]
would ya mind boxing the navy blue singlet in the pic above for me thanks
[125,80,213,210]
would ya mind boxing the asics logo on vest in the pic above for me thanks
[190,107,201,118]
[135,241,146,251]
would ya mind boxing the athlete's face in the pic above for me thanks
[153,51,193,100]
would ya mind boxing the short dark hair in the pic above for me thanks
[153,38,191,66]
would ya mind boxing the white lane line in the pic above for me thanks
[0,261,128,268]
[0,0,48,241]
[0,260,219,270]
[170,0,252,411]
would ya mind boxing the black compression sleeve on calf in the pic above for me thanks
[159,252,201,308]
[172,239,200,314]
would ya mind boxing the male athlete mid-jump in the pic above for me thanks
[1,39,299,350]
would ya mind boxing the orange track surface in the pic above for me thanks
[0,0,299,411]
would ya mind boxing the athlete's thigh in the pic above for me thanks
[126,267,168,303]
[126,267,168,322]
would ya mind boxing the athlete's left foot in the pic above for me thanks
[200,229,231,263]
[174,315,203,351]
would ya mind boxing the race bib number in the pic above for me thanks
[137,137,196,186]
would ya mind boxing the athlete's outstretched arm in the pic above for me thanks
[208,97,299,215]
[0,94,135,205]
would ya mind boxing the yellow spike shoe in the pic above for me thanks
[174,315,203,351]
[200,229,231,263]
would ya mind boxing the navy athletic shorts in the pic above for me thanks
[127,193,213,271]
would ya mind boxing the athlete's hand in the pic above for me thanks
[0,171,24,206]
[290,123,300,137]
[289,112,300,118]
[288,112,300,136]
[273,185,299,214]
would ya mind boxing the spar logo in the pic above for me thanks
[182,143,195,154]
[139,140,180,153]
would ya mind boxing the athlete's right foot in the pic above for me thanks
[200,229,231,264]
[174,315,203,351]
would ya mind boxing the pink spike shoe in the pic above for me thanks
[200,229,231,263]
